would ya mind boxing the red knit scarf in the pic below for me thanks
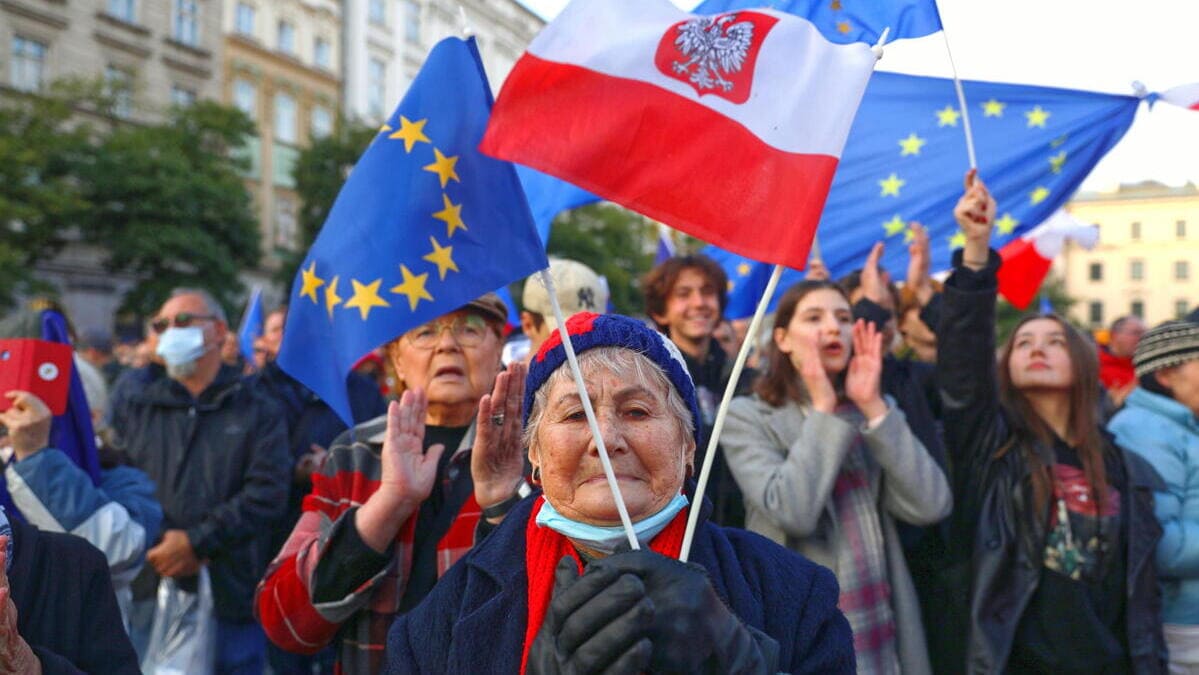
[519,496,689,674]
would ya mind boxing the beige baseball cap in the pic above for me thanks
[522,259,608,329]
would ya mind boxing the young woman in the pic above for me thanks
[937,170,1164,673]
[722,279,951,674]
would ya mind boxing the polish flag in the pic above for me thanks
[481,0,877,270]
[997,210,1099,310]
[1160,82,1199,111]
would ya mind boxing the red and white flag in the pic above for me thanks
[1160,82,1199,111]
[997,209,1099,310]
[481,0,877,269]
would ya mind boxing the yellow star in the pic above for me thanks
[996,213,1019,235]
[936,106,961,127]
[423,148,460,188]
[948,231,967,250]
[878,173,905,198]
[898,133,926,157]
[422,237,459,281]
[830,0,842,9]
[432,194,468,238]
[390,264,433,311]
[904,227,918,244]
[727,280,735,292]
[388,116,430,153]
[1025,105,1051,128]
[378,123,392,133]
[344,278,390,321]
[883,214,906,237]
[1050,135,1068,148]
[324,275,342,319]
[299,261,325,304]
[1049,151,1067,175]
[982,99,1006,117]
[1030,186,1050,205]
[736,263,751,276]
[836,20,851,34]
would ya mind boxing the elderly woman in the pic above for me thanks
[386,313,854,674]
[256,294,529,675]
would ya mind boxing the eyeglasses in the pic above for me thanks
[150,313,216,334]
[405,315,490,349]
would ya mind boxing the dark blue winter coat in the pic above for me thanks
[385,496,854,674]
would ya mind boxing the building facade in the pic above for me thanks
[222,0,341,280]
[1060,181,1199,328]
[342,0,542,126]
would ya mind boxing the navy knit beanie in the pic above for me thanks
[523,312,701,445]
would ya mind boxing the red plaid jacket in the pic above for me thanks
[255,415,481,675]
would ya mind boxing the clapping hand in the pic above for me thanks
[905,223,935,307]
[794,332,838,415]
[859,242,892,307]
[845,320,887,421]
[471,362,528,514]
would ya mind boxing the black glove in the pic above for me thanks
[527,555,655,675]
[589,549,779,674]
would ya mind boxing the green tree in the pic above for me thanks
[542,203,656,315]
[995,272,1080,345]
[0,82,98,308]
[81,101,259,316]
[278,123,377,287]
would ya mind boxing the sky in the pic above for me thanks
[514,0,1199,192]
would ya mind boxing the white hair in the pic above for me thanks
[169,287,227,324]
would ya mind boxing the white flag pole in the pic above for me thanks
[941,29,978,169]
[538,268,640,549]
[680,263,784,562]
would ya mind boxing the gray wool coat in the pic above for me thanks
[722,395,952,675]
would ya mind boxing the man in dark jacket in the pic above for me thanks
[111,288,290,674]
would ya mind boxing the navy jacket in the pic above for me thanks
[385,497,854,674]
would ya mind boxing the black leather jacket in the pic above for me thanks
[936,250,1165,674]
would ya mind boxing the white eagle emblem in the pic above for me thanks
[671,14,755,93]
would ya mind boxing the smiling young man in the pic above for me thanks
[643,254,752,527]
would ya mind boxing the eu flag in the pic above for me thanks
[692,0,942,44]
[236,287,263,366]
[278,37,548,425]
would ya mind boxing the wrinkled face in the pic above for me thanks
[1157,359,1199,417]
[899,307,937,363]
[653,268,720,346]
[1008,318,1074,391]
[1110,318,1146,358]
[389,310,502,408]
[775,289,853,375]
[531,366,693,526]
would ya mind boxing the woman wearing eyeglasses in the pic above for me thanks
[255,294,530,675]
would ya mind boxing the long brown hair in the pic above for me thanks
[997,313,1108,513]
[755,280,850,407]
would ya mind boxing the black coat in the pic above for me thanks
[9,517,140,674]
[111,364,290,622]
[936,250,1165,674]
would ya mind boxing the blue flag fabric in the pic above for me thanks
[237,287,263,366]
[516,166,597,245]
[692,0,942,45]
[703,245,796,320]
[40,311,102,486]
[278,37,548,425]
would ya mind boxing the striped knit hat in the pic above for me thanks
[524,312,701,445]
[1133,320,1199,377]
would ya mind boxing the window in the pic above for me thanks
[368,58,387,118]
[235,2,255,36]
[1088,262,1103,282]
[1130,221,1141,240]
[233,78,256,119]
[1178,300,1192,319]
[9,36,47,93]
[107,0,137,23]
[274,194,297,249]
[1177,260,1191,281]
[1178,220,1188,239]
[310,106,332,139]
[314,37,331,69]
[230,134,260,179]
[170,85,196,107]
[404,1,421,44]
[173,0,200,46]
[1129,259,1144,281]
[274,92,296,143]
[369,0,387,25]
[1130,301,1144,319]
[1088,301,1103,326]
[104,65,134,119]
[277,21,295,54]
[273,144,298,187]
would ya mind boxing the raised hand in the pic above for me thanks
[471,362,528,511]
[805,258,830,282]
[905,223,935,307]
[845,320,887,420]
[859,242,891,306]
[0,391,52,461]
[0,536,40,674]
[954,169,997,269]
[794,332,837,414]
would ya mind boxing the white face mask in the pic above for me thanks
[156,326,208,368]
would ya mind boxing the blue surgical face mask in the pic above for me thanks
[155,326,208,367]
[536,493,690,556]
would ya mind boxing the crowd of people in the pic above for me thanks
[1,174,1198,673]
